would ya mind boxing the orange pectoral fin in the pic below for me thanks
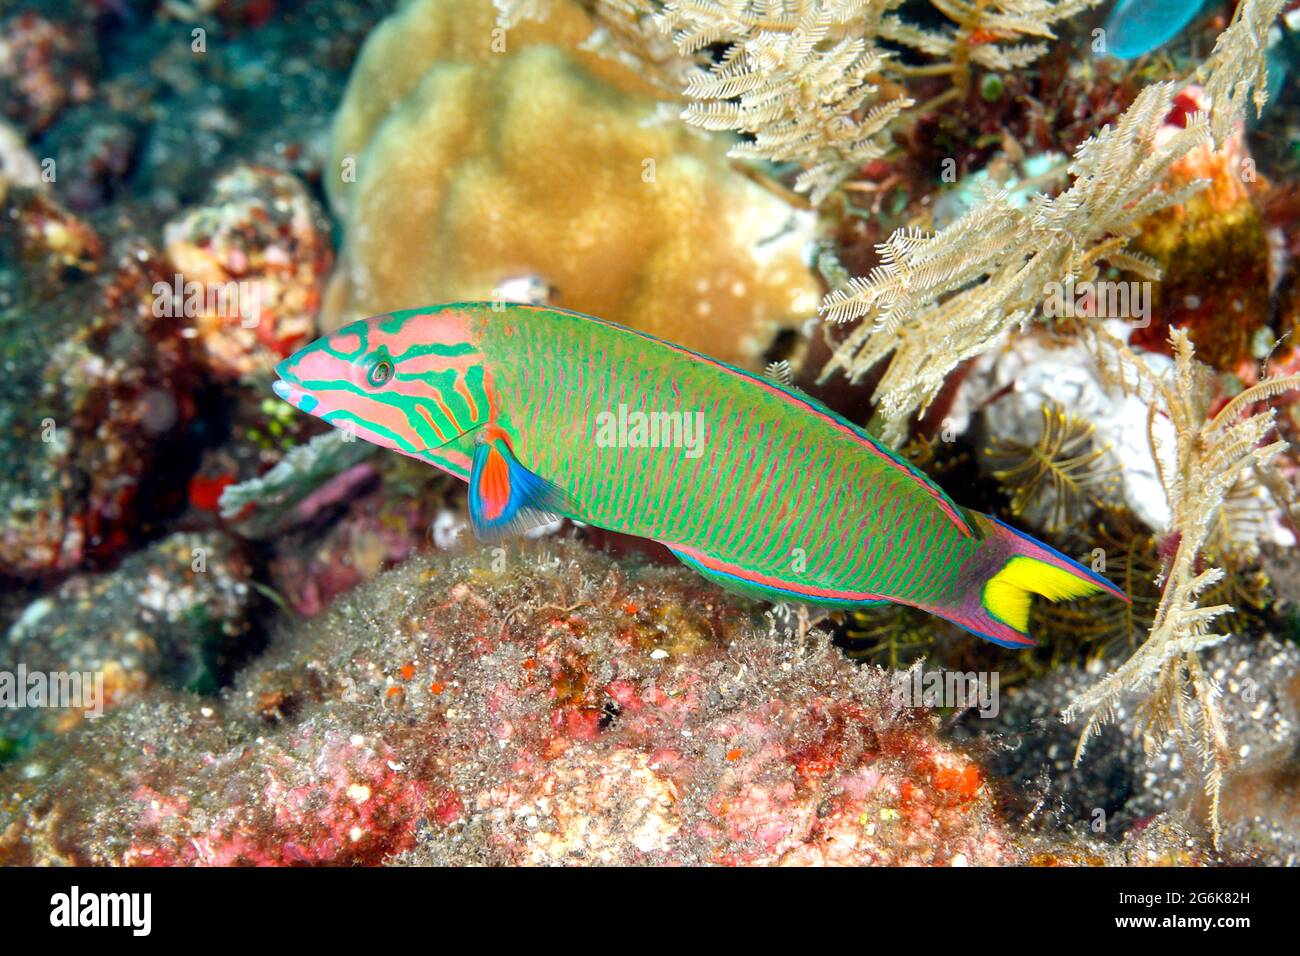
[467,431,574,540]
[478,443,511,522]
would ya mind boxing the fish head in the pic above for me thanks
[273,306,492,455]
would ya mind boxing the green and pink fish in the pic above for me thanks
[273,303,1127,647]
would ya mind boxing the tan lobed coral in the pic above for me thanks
[323,0,820,367]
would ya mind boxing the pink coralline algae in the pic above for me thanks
[0,539,1063,866]
[127,718,436,866]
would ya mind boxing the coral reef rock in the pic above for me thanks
[163,163,333,381]
[3,540,1033,866]
[0,198,199,576]
[2,531,255,752]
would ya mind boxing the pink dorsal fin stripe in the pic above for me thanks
[509,304,974,539]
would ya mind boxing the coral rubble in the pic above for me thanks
[163,163,333,381]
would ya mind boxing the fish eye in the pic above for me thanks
[367,356,394,388]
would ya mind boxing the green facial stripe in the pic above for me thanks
[391,341,479,362]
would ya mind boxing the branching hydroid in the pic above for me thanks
[819,83,1209,445]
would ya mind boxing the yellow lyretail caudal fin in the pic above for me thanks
[982,555,1107,634]
[932,512,1128,648]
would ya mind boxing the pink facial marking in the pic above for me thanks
[295,349,348,382]
[372,310,474,357]
[331,332,363,355]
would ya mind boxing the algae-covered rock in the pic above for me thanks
[1,536,1238,865]
[1,531,255,757]
[0,191,199,576]
[1,539,1027,866]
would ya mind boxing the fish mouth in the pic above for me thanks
[272,378,297,402]
[272,378,314,413]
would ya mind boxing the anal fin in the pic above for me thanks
[665,543,889,608]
